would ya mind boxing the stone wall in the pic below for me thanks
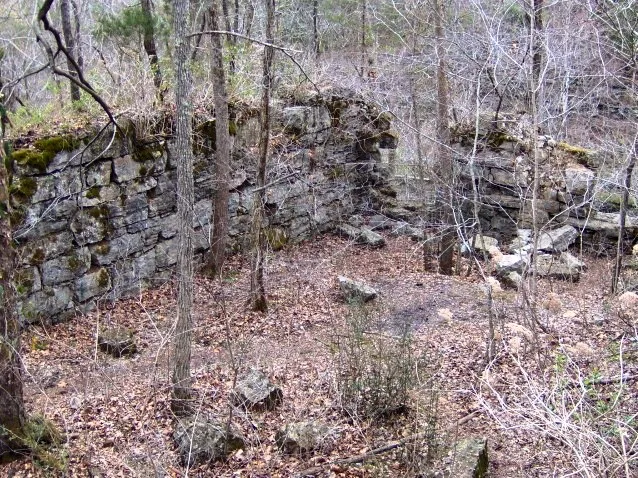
[452,113,638,251]
[9,88,398,323]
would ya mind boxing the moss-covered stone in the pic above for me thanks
[29,248,46,265]
[264,227,289,251]
[67,254,84,272]
[11,135,80,173]
[97,268,110,288]
[85,185,101,199]
[88,205,109,220]
[132,144,163,163]
[93,241,111,256]
[9,177,38,203]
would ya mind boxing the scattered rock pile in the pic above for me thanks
[465,225,586,287]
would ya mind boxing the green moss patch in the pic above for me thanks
[11,135,80,173]
[9,177,38,203]
[265,227,289,251]
[85,186,101,199]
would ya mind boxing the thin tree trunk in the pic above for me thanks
[612,136,637,293]
[531,0,544,91]
[313,0,319,57]
[71,0,84,71]
[359,0,367,77]
[141,0,163,100]
[206,0,231,278]
[0,113,25,459]
[250,0,275,312]
[60,0,81,102]
[171,0,194,417]
[434,0,454,275]
[221,0,238,76]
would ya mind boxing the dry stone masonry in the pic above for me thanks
[9,87,398,323]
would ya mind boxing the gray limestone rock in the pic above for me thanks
[462,235,498,256]
[113,155,143,183]
[41,247,91,286]
[338,276,378,303]
[565,166,595,195]
[535,254,581,281]
[19,286,73,324]
[441,437,488,478]
[97,326,137,357]
[70,208,109,246]
[75,268,111,302]
[85,160,112,187]
[174,416,245,466]
[231,369,283,410]
[496,254,528,275]
[336,224,385,248]
[275,421,335,454]
[537,225,579,252]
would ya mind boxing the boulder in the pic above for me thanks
[564,165,595,195]
[97,326,137,357]
[560,251,586,272]
[338,276,377,303]
[495,254,528,275]
[275,421,335,454]
[335,224,385,248]
[616,291,638,324]
[535,254,581,281]
[502,271,522,288]
[537,225,579,252]
[174,416,245,466]
[462,235,498,256]
[441,437,488,478]
[231,369,283,410]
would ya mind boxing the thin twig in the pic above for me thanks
[297,410,481,476]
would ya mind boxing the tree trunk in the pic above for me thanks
[0,112,26,459]
[60,0,81,102]
[531,0,544,91]
[250,0,275,312]
[141,0,163,99]
[434,0,454,275]
[171,0,195,417]
[313,0,319,57]
[71,0,84,71]
[612,136,637,293]
[205,0,232,278]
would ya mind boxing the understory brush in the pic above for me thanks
[479,340,638,477]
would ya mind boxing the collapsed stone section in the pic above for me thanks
[452,112,638,250]
[9,88,398,323]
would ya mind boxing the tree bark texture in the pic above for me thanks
[531,0,544,90]
[434,0,454,275]
[250,0,275,312]
[613,137,637,293]
[171,0,195,416]
[141,0,163,97]
[60,0,81,101]
[0,118,26,458]
[206,0,232,278]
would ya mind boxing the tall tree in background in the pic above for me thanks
[206,0,232,278]
[171,0,195,416]
[0,107,25,459]
[60,0,81,101]
[433,0,454,275]
[140,0,163,98]
[250,0,275,312]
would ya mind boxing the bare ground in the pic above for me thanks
[4,234,637,477]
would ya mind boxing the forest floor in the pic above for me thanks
[4,234,637,477]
